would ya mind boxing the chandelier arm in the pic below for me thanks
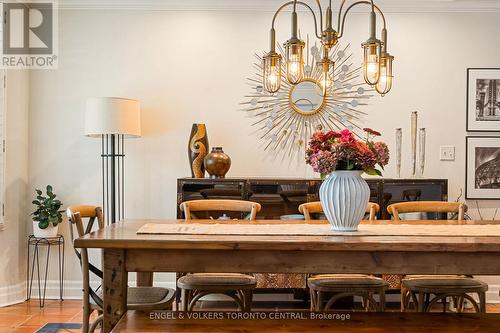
[337,1,386,38]
[271,1,322,39]
[337,0,378,33]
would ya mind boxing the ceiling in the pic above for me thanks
[58,0,500,12]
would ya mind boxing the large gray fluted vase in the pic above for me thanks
[319,171,370,231]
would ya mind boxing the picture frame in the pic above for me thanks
[466,136,500,199]
[466,68,500,132]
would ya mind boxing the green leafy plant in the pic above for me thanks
[31,185,64,229]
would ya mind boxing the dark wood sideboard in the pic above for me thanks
[176,177,448,296]
[177,177,448,220]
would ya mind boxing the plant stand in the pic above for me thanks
[26,234,65,307]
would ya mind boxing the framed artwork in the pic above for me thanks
[467,68,500,132]
[466,136,500,199]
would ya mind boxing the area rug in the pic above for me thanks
[36,323,82,333]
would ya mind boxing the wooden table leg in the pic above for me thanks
[103,249,128,333]
[137,272,153,287]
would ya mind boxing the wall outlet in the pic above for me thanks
[440,146,455,161]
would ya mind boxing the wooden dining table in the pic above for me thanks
[74,219,500,333]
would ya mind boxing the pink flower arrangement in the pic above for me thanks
[306,128,390,177]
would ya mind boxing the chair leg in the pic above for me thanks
[243,290,253,312]
[309,289,316,311]
[316,291,323,311]
[417,292,426,312]
[479,292,486,313]
[181,289,188,312]
[89,314,103,333]
[400,288,407,312]
[379,289,386,312]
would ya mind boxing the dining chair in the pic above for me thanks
[299,201,388,312]
[67,206,175,333]
[386,201,488,313]
[180,199,261,221]
[177,200,259,312]
[298,201,380,221]
[387,201,467,221]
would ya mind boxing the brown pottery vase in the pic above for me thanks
[204,147,231,179]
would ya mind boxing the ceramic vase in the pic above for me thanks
[319,171,370,231]
[33,221,59,238]
[188,124,209,178]
[204,147,231,179]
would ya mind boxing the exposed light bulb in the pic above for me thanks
[362,41,381,85]
[288,55,300,77]
[367,54,378,76]
[263,52,282,94]
[317,59,334,97]
[375,53,394,96]
[267,68,279,85]
[285,40,305,84]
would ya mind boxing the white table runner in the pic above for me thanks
[136,223,500,237]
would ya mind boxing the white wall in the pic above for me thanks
[0,70,30,306]
[24,9,500,300]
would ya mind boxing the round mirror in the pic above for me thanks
[289,79,325,115]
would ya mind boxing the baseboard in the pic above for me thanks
[0,282,26,307]
[487,284,500,304]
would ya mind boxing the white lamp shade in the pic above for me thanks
[84,97,141,138]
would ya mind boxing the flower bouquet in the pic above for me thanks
[305,128,389,231]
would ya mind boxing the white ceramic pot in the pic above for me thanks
[33,221,59,238]
[319,170,370,231]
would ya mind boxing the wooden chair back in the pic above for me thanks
[179,200,261,221]
[298,202,380,221]
[66,205,105,308]
[386,201,468,221]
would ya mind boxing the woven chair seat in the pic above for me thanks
[92,287,175,309]
[402,276,488,294]
[308,274,388,292]
[178,273,257,291]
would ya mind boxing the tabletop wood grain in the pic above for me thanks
[74,219,500,252]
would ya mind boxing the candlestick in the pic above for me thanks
[419,128,426,177]
[411,111,418,178]
[395,128,402,178]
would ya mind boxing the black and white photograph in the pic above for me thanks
[467,68,500,131]
[466,136,500,199]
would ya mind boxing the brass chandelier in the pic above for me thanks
[263,0,394,96]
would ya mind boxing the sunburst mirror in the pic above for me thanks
[241,39,375,163]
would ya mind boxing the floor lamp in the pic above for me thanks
[84,97,141,224]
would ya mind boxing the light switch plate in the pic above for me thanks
[440,146,455,161]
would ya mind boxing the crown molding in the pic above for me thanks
[58,0,500,13]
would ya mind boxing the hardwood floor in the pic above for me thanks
[0,300,499,332]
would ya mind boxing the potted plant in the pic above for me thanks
[306,128,389,231]
[31,185,64,238]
